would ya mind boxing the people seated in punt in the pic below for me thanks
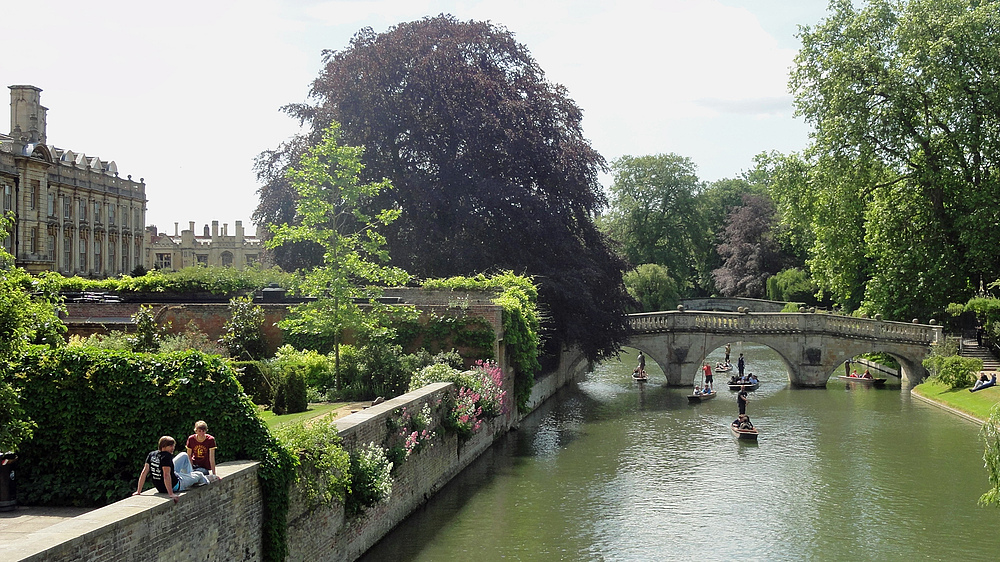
[749,374,759,384]
[703,384,712,395]
[729,374,740,385]
[849,370,860,377]
[732,414,754,430]
[861,369,873,379]
[633,366,647,378]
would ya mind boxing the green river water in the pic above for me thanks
[358,344,1000,561]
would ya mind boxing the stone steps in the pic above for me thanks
[960,339,1000,372]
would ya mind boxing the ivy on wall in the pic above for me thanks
[421,272,540,412]
[6,347,296,562]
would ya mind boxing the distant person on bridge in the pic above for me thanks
[737,353,746,377]
[737,386,749,415]
[703,362,714,390]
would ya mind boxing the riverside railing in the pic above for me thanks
[628,311,941,346]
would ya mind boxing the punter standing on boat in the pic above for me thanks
[637,351,646,377]
[703,362,713,390]
[737,386,749,415]
[737,353,746,377]
[725,343,731,363]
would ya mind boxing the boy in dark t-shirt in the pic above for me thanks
[134,436,180,502]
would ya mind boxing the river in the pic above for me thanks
[359,344,1000,561]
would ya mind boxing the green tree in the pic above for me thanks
[623,264,680,312]
[256,15,632,364]
[791,0,1000,318]
[602,153,709,295]
[268,122,412,382]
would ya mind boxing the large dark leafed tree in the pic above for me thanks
[254,15,633,363]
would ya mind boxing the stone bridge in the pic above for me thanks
[628,311,942,387]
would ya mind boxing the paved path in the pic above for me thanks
[0,505,94,544]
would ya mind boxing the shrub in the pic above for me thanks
[345,441,393,518]
[0,380,35,452]
[270,345,336,390]
[221,296,267,360]
[129,304,168,352]
[924,354,983,390]
[274,421,350,510]
[159,321,226,355]
[340,342,409,401]
[273,369,308,416]
[231,360,273,405]
[67,332,134,351]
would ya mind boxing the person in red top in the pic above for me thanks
[702,362,713,391]
[185,420,221,480]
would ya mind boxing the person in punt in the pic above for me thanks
[732,414,753,430]
[862,369,873,379]
[703,384,712,395]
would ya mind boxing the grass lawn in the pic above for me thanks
[912,379,1000,421]
[258,402,364,430]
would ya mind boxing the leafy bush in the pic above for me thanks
[221,296,267,360]
[270,345,336,390]
[400,348,464,378]
[0,380,35,452]
[231,361,273,405]
[345,442,393,518]
[129,304,168,352]
[158,321,226,355]
[272,368,308,415]
[766,268,818,304]
[340,342,409,401]
[67,332,134,351]
[924,354,983,390]
[274,420,350,510]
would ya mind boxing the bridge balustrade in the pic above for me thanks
[629,311,939,345]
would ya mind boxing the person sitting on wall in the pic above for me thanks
[133,435,208,503]
[185,420,221,482]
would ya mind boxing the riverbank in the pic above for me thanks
[911,379,1000,423]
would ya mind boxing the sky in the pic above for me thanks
[4,0,835,234]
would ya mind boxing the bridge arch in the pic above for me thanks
[627,311,941,387]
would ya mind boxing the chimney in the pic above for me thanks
[9,85,47,144]
[222,223,228,237]
[212,220,219,238]
[174,222,179,237]
[188,221,195,232]
[235,220,244,240]
[203,224,210,238]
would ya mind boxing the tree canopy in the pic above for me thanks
[256,15,632,362]
[601,154,710,294]
[790,0,1000,318]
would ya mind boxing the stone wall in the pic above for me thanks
[8,460,262,561]
[10,351,584,562]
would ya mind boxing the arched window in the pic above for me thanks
[221,251,234,267]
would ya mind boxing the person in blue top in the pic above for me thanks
[133,435,208,502]
[737,353,746,377]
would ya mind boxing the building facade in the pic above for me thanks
[0,85,147,276]
[145,220,267,271]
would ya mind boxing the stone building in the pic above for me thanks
[0,85,147,276]
[145,220,267,271]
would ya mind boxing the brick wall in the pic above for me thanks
[11,355,586,562]
[8,460,262,561]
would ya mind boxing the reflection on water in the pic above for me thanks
[359,344,1000,562]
